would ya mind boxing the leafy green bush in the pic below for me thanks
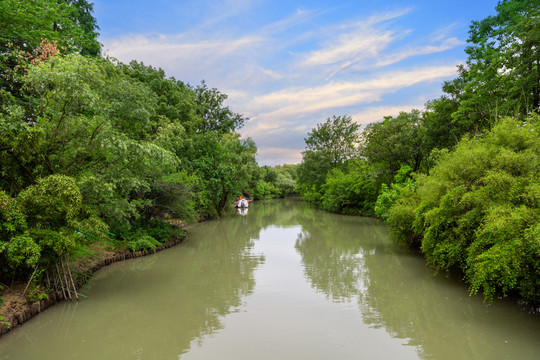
[124,219,185,251]
[253,181,281,200]
[27,284,49,303]
[387,117,540,302]
[144,219,173,243]
[320,161,378,215]
[374,166,415,221]
[126,233,162,252]
[386,185,423,249]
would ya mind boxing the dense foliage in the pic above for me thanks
[253,164,297,200]
[296,0,540,303]
[388,119,539,302]
[0,0,288,293]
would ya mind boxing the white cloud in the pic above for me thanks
[299,9,413,79]
[256,147,304,165]
[374,37,463,67]
[302,26,394,67]
[105,34,263,67]
[193,0,263,30]
[351,104,425,126]
[246,65,457,120]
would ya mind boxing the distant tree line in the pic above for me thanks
[296,0,539,304]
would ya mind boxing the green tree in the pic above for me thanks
[304,115,360,167]
[361,110,427,177]
[374,165,415,222]
[0,191,40,280]
[296,150,333,203]
[253,164,297,199]
[119,61,201,134]
[14,175,106,279]
[297,115,361,205]
[452,0,540,131]
[61,0,101,56]
[422,96,463,152]
[222,133,259,196]
[0,0,101,97]
[192,80,246,134]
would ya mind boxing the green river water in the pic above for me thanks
[0,199,538,359]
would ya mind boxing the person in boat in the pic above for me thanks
[237,196,249,208]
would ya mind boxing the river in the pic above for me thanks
[0,199,538,359]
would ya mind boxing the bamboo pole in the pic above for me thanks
[65,255,78,300]
[22,264,39,297]
[59,261,72,300]
[55,263,67,300]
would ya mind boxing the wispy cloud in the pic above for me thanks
[246,65,457,118]
[261,7,324,35]
[302,25,394,67]
[300,10,412,79]
[374,37,463,67]
[105,34,264,67]
[256,147,304,165]
[351,104,425,125]
[193,0,263,30]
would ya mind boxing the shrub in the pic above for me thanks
[126,233,161,252]
[387,117,540,302]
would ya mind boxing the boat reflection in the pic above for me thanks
[237,207,249,216]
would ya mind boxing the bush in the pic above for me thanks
[126,233,161,252]
[374,166,415,221]
[320,161,378,215]
[387,117,540,302]
[125,219,185,251]
[253,180,281,200]
[144,219,174,243]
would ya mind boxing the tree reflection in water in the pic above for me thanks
[291,199,540,360]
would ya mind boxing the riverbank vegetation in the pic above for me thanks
[0,0,296,308]
[296,0,539,304]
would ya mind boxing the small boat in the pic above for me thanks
[235,198,249,208]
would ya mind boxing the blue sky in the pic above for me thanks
[93,0,499,165]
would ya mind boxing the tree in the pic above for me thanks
[192,81,246,134]
[361,110,427,186]
[222,133,259,195]
[304,115,360,167]
[15,175,106,278]
[296,150,334,203]
[298,115,362,207]
[452,0,540,130]
[422,96,463,152]
[320,160,378,215]
[0,191,39,280]
[0,0,101,97]
[61,0,101,56]
[119,61,201,134]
